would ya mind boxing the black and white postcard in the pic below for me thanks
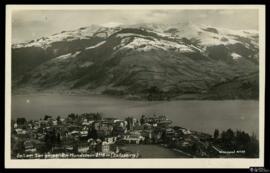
[5,5,266,168]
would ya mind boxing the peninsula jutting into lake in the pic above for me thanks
[11,112,259,159]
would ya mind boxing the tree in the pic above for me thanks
[125,117,133,130]
[44,129,57,152]
[93,113,102,121]
[148,86,160,94]
[56,116,61,122]
[68,113,76,120]
[213,129,219,140]
[88,127,98,140]
[161,130,167,143]
[16,117,27,125]
[56,133,61,144]
[73,143,78,154]
[12,139,25,155]
[221,129,234,141]
[226,129,235,140]
[44,133,53,152]
[221,129,235,149]
[246,134,259,157]
[191,143,199,155]
[44,115,52,121]
[140,115,146,125]
[235,131,250,149]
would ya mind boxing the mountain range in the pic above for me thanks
[12,22,259,100]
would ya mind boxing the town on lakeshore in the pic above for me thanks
[11,113,259,159]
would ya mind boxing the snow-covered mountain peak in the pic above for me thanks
[12,24,110,49]
[12,22,259,99]
[12,22,258,50]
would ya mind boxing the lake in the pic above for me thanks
[11,94,259,136]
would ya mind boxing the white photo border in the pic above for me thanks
[5,4,266,168]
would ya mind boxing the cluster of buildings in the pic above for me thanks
[11,113,215,158]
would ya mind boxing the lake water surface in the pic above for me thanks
[11,94,259,136]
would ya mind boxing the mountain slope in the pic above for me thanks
[12,23,259,100]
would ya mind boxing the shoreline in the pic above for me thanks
[11,92,259,102]
[11,94,259,137]
[10,112,259,158]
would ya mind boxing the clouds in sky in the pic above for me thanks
[12,9,258,43]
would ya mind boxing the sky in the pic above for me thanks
[12,9,259,43]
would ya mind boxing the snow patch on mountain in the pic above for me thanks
[116,33,148,38]
[13,25,108,49]
[12,23,258,51]
[147,30,172,38]
[231,53,242,60]
[161,23,258,47]
[55,51,81,60]
[85,41,106,50]
[119,37,194,53]
[55,53,72,60]
[79,61,94,68]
